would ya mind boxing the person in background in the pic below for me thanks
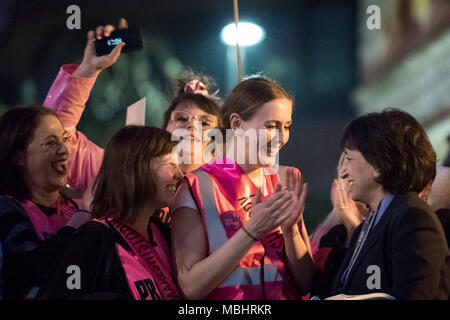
[0,105,90,300]
[427,166,450,247]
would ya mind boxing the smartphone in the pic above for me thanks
[95,26,143,56]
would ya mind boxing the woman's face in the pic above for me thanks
[232,98,293,167]
[165,102,218,167]
[337,152,371,218]
[22,115,69,194]
[150,154,183,208]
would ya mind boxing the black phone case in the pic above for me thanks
[95,27,143,56]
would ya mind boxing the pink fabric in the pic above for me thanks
[184,80,208,96]
[115,245,163,300]
[44,64,104,195]
[21,197,80,241]
[95,218,181,300]
[186,158,300,300]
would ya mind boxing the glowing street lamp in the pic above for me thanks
[221,22,265,89]
[220,22,265,46]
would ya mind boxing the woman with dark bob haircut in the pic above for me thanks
[42,126,183,300]
[324,109,449,300]
[340,108,437,195]
[0,105,90,300]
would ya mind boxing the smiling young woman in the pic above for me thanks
[171,77,313,300]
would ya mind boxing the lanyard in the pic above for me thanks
[340,210,377,288]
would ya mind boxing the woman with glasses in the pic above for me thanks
[162,74,222,174]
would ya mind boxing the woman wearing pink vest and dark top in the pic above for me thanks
[42,126,183,300]
[43,19,222,238]
[171,78,314,300]
[0,106,91,300]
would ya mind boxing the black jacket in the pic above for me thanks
[40,221,133,300]
[0,195,76,300]
[330,192,450,299]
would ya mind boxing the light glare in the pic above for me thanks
[220,22,265,46]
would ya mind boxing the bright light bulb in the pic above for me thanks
[220,22,265,46]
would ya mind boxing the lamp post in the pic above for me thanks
[220,22,265,91]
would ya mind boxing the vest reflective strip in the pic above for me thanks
[220,264,283,287]
[193,169,283,287]
[194,169,230,253]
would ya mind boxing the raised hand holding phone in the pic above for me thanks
[73,18,129,78]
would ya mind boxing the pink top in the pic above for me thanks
[44,64,104,195]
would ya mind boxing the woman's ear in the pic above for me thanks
[229,113,243,130]
[373,167,381,179]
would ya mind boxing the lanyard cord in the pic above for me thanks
[260,242,267,300]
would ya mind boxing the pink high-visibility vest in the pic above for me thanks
[185,157,300,300]
[20,196,80,241]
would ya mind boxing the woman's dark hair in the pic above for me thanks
[341,109,436,194]
[0,105,58,201]
[221,76,293,129]
[162,69,222,129]
[91,126,177,224]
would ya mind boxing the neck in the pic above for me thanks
[30,189,60,208]
[367,187,388,213]
[227,136,263,180]
[239,163,262,180]
[179,163,201,174]
[131,203,158,241]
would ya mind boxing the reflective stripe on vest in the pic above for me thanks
[193,169,283,288]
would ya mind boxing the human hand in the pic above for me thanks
[280,167,308,233]
[73,18,128,78]
[330,179,364,236]
[244,185,294,239]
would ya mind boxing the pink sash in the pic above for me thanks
[106,219,181,300]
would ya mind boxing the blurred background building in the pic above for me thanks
[0,0,449,230]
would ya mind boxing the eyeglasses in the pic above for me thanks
[170,110,218,129]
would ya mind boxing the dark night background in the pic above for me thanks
[0,0,379,230]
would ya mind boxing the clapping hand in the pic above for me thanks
[280,168,308,233]
[330,179,365,236]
